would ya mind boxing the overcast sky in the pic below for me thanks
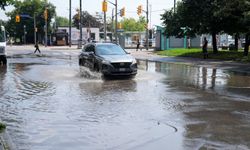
[0,0,178,27]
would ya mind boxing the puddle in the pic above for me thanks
[0,57,250,149]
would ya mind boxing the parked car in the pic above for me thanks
[79,43,137,76]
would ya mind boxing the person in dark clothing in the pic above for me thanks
[34,43,41,53]
[202,37,208,59]
[136,39,141,51]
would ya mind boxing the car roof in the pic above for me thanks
[85,42,118,47]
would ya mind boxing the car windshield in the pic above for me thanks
[96,44,126,55]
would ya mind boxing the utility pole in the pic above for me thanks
[104,12,107,42]
[69,0,72,47]
[174,0,176,13]
[146,0,149,50]
[102,0,107,42]
[44,7,48,47]
[105,0,117,43]
[23,25,26,44]
[112,8,114,40]
[34,13,37,45]
[79,0,83,49]
[115,0,118,44]
[149,4,152,29]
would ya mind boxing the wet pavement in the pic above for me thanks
[0,48,250,150]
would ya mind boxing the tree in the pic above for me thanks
[56,16,70,27]
[5,0,56,44]
[217,0,249,55]
[119,17,146,32]
[0,20,7,26]
[162,0,250,56]
[218,0,247,50]
[73,11,101,28]
[161,2,195,38]
[182,0,228,53]
[242,1,250,56]
[0,0,13,10]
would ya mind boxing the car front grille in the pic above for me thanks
[111,62,132,68]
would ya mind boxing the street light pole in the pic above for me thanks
[34,13,36,45]
[23,25,26,45]
[174,0,176,13]
[79,0,83,49]
[146,0,149,50]
[69,0,72,47]
[115,0,118,44]
[112,8,114,37]
[103,0,107,42]
[106,0,117,43]
[104,11,107,42]
[44,7,48,47]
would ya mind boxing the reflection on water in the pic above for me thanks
[79,79,137,95]
[138,60,250,99]
[0,66,7,95]
[138,60,250,149]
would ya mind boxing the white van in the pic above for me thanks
[0,25,7,65]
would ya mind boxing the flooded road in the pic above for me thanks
[0,52,250,150]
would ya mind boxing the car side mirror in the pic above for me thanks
[125,51,130,54]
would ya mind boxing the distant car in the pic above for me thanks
[79,43,137,76]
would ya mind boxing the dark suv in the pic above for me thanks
[79,43,137,76]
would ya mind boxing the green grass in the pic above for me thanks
[0,122,6,132]
[157,48,250,62]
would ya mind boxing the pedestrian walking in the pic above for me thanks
[136,39,141,51]
[188,37,191,49]
[34,43,41,54]
[202,37,208,59]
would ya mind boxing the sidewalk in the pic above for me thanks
[128,49,250,73]
[6,45,79,51]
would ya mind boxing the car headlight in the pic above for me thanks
[132,59,137,64]
[102,60,110,64]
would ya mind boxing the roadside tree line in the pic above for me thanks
[0,0,146,44]
[161,0,250,56]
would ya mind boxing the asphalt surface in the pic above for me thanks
[1,45,250,150]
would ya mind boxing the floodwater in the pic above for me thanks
[0,53,250,150]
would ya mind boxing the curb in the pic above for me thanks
[0,130,16,150]
[0,131,7,150]
[129,50,250,69]
[0,121,16,150]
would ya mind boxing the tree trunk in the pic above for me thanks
[235,33,239,51]
[212,32,218,54]
[244,33,249,56]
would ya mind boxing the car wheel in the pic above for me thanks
[3,57,7,65]
[94,63,100,72]
[79,59,82,66]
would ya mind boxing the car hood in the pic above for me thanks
[100,54,135,63]
[0,42,6,47]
